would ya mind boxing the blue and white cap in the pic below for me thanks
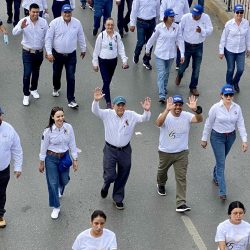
[173,95,184,104]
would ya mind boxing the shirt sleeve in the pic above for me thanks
[39,129,50,161]
[45,20,55,55]
[201,105,216,141]
[219,24,228,54]
[117,33,128,64]
[72,236,80,250]
[130,0,139,26]
[77,22,87,52]
[156,0,160,23]
[12,19,23,36]
[132,110,151,123]
[236,106,247,142]
[160,0,167,21]
[145,26,159,54]
[176,26,185,57]
[200,14,213,38]
[183,0,190,15]
[42,0,48,9]
[215,223,226,242]
[92,33,102,67]
[11,130,23,172]
[68,125,78,160]
[70,0,75,9]
[91,100,109,120]
[111,234,118,250]
[246,23,250,51]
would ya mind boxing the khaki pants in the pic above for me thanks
[157,150,189,207]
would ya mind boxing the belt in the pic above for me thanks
[185,42,203,47]
[53,49,75,57]
[47,150,67,158]
[105,142,130,151]
[23,46,43,53]
[223,130,235,136]
[137,17,155,23]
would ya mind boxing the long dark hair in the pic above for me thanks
[46,106,64,131]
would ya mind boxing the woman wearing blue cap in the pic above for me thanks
[145,8,184,104]
[219,4,250,93]
[201,84,248,200]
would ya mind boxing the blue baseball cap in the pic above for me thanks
[164,8,176,17]
[191,4,203,15]
[221,84,234,95]
[234,4,244,12]
[61,4,73,12]
[0,107,4,114]
[112,96,126,105]
[173,95,184,104]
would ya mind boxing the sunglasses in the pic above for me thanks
[109,42,113,50]
[224,93,234,97]
[236,11,244,14]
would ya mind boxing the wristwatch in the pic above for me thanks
[195,106,202,114]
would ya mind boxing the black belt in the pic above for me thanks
[23,46,43,54]
[106,142,130,151]
[137,17,155,23]
[53,49,75,57]
[185,42,203,47]
[47,150,67,158]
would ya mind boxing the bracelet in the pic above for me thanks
[195,106,202,114]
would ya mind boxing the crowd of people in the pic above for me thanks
[1,0,250,249]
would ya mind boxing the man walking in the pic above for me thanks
[45,4,86,109]
[0,107,23,228]
[6,0,21,26]
[13,3,48,106]
[91,87,151,210]
[130,0,160,70]
[175,4,213,96]
[156,95,202,212]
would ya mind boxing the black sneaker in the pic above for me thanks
[124,24,129,32]
[93,28,98,36]
[119,30,124,38]
[133,55,139,64]
[234,83,240,93]
[158,98,165,104]
[157,184,166,196]
[113,201,124,210]
[7,18,12,24]
[143,62,152,70]
[176,204,191,213]
[101,189,108,198]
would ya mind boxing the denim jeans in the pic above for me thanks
[117,0,132,32]
[178,42,203,89]
[22,50,43,96]
[0,166,10,217]
[99,57,117,104]
[45,154,70,208]
[224,48,245,86]
[210,129,236,196]
[52,0,70,18]
[94,0,113,30]
[155,57,174,100]
[52,49,77,103]
[6,0,21,25]
[135,19,156,63]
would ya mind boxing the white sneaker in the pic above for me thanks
[52,89,60,97]
[30,90,40,99]
[68,101,79,108]
[51,208,60,219]
[23,96,29,106]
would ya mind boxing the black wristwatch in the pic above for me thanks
[195,106,202,114]
[0,21,3,26]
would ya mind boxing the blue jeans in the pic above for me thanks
[94,0,113,30]
[22,49,43,96]
[178,42,203,89]
[155,57,174,100]
[52,49,77,103]
[224,48,245,86]
[135,19,156,63]
[210,129,236,196]
[45,154,70,208]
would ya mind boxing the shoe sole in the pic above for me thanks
[176,208,191,212]
[68,105,79,109]
[142,63,152,70]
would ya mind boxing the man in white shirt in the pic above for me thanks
[175,4,213,96]
[13,3,48,106]
[156,95,203,212]
[45,4,86,109]
[0,107,23,228]
[91,87,151,209]
[130,0,160,70]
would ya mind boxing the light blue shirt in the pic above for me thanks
[0,121,23,171]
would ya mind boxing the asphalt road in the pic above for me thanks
[1,1,250,250]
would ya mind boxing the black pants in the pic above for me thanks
[52,0,70,18]
[103,143,131,203]
[6,0,21,25]
[0,166,10,217]
[98,57,117,104]
[117,0,133,32]
[52,49,77,103]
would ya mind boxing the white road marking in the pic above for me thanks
[181,215,207,250]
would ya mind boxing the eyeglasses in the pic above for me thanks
[109,42,113,50]
[224,93,234,97]
[236,11,244,14]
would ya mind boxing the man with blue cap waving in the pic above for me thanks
[92,87,151,210]
[155,95,203,212]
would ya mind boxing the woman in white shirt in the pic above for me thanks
[219,4,250,93]
[39,106,78,219]
[92,17,128,109]
[145,8,184,104]
[201,84,247,200]
[215,201,250,250]
[72,210,117,250]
